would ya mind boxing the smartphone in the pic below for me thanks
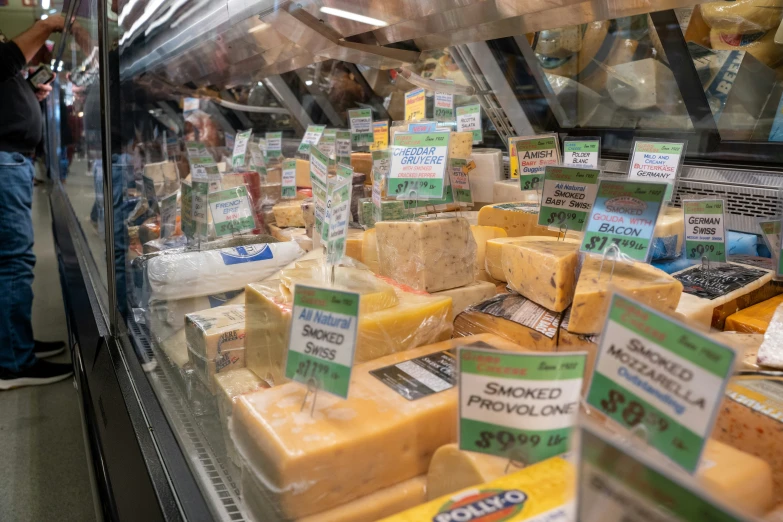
[28,65,55,89]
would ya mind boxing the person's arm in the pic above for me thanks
[11,15,65,64]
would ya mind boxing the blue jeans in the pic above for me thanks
[0,152,36,371]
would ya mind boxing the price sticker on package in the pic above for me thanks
[563,138,600,169]
[586,293,736,473]
[683,199,726,263]
[265,131,282,158]
[456,104,483,144]
[349,108,374,146]
[511,135,560,188]
[389,131,449,200]
[538,165,600,233]
[458,347,585,464]
[580,180,667,262]
[208,185,256,237]
[232,129,252,168]
[405,87,426,121]
[336,130,352,165]
[370,121,389,151]
[628,140,686,202]
[434,79,455,120]
[281,158,297,199]
[285,285,360,399]
[297,124,326,155]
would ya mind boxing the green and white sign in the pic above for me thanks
[281,158,297,199]
[456,104,482,144]
[538,165,600,232]
[458,347,585,465]
[563,138,600,169]
[336,130,352,165]
[449,158,473,205]
[249,140,267,178]
[322,164,353,241]
[628,140,686,202]
[185,141,213,165]
[433,79,455,120]
[586,293,736,473]
[232,130,252,168]
[579,419,748,522]
[326,169,353,264]
[208,185,256,236]
[181,181,195,239]
[511,135,559,187]
[310,147,330,236]
[191,177,210,239]
[265,131,282,158]
[318,129,337,165]
[759,220,782,276]
[159,191,178,239]
[297,125,326,155]
[389,131,450,200]
[683,199,726,262]
[349,108,373,146]
[285,285,360,399]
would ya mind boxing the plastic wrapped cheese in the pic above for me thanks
[709,29,783,67]
[449,132,473,159]
[725,294,783,334]
[271,200,306,227]
[185,304,246,393]
[376,217,476,292]
[233,334,530,519]
[361,228,380,273]
[469,149,503,206]
[478,202,560,238]
[350,152,372,177]
[433,280,497,319]
[757,301,783,368]
[426,443,508,500]
[701,0,783,33]
[470,225,507,282]
[651,206,684,260]
[214,369,267,466]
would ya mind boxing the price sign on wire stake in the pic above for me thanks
[159,191,178,238]
[208,185,256,237]
[580,180,667,262]
[285,285,360,399]
[405,87,426,121]
[449,158,473,205]
[627,139,686,202]
[759,220,782,276]
[281,159,297,199]
[265,131,282,158]
[297,125,326,155]
[336,130,352,165]
[434,79,455,120]
[389,131,449,200]
[458,346,585,465]
[232,129,252,168]
[585,293,736,474]
[683,199,727,263]
[370,121,389,151]
[349,108,374,146]
[511,135,560,187]
[456,104,483,144]
[562,137,600,169]
[538,165,600,233]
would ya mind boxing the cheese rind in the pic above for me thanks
[214,369,267,466]
[295,158,311,188]
[272,200,305,227]
[478,202,560,238]
[486,236,578,283]
[569,257,682,335]
[725,294,783,334]
[233,334,530,518]
[361,228,380,273]
[501,239,579,312]
[376,217,476,292]
[434,281,497,320]
[426,443,508,500]
[185,305,246,393]
[470,225,507,282]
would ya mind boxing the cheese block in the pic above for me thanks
[242,469,427,522]
[470,225,507,281]
[379,457,573,522]
[713,375,783,505]
[361,228,380,273]
[699,438,775,517]
[477,202,560,238]
[350,152,372,177]
[501,238,580,312]
[713,332,765,371]
[376,217,476,292]
[160,328,189,368]
[268,224,308,243]
[570,257,683,335]
[492,180,539,204]
[345,232,363,262]
[558,307,598,395]
[453,293,562,351]
[652,206,684,260]
[710,29,783,68]
[185,305,246,393]
[486,236,579,283]
[244,279,452,385]
[469,149,503,206]
[426,443,508,501]
[214,369,267,466]
[672,262,775,331]
[295,158,311,188]
[272,200,305,228]
[434,281,497,320]
[701,0,783,33]
[449,131,473,159]
[725,294,783,334]
[233,334,530,519]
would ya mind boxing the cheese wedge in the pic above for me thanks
[434,281,497,320]
[295,158,311,188]
[502,238,580,312]
[214,369,267,466]
[449,131,473,159]
[477,202,560,238]
[725,294,783,334]
[569,257,683,335]
[712,332,765,371]
[361,228,380,273]
[453,293,561,351]
[350,152,372,176]
[376,217,476,292]
[185,305,246,393]
[470,225,507,282]
[272,200,305,227]
[345,230,363,262]
[492,179,539,204]
[486,236,579,283]
[244,279,452,386]
[233,334,530,519]
[426,443,509,500]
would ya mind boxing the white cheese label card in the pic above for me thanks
[232,129,252,168]
[456,104,483,144]
[297,125,326,155]
[538,165,600,233]
[389,131,450,200]
[336,130,352,165]
[265,131,282,158]
[627,140,686,202]
[458,347,585,464]
[449,158,473,205]
[434,79,455,120]
[310,147,330,234]
[281,158,297,199]
[562,137,600,169]
[348,108,373,146]
[208,185,256,237]
[683,199,727,263]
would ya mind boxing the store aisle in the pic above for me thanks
[0,183,97,521]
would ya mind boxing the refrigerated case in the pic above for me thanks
[48,0,783,520]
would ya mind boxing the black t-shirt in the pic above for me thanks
[0,38,42,155]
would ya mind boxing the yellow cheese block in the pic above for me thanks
[699,439,775,517]
[234,334,530,519]
[449,131,474,159]
[185,305,246,393]
[453,293,561,351]
[478,202,560,238]
[272,200,306,227]
[557,308,599,395]
[426,443,508,500]
[345,228,363,262]
[242,470,427,522]
[485,236,577,283]
[434,280,497,320]
[376,217,476,292]
[214,369,267,466]
[569,257,683,335]
[350,152,372,177]
[244,278,452,386]
[361,228,380,273]
[268,224,307,242]
[380,457,573,522]
[701,0,783,33]
[725,294,783,334]
[501,238,580,312]
[470,225,507,282]
[295,158,311,188]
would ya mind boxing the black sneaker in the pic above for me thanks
[33,340,66,358]
[0,360,74,390]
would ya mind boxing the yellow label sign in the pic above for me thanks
[370,121,389,151]
[405,88,426,122]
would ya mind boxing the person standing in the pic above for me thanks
[0,15,73,389]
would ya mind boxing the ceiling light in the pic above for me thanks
[305,80,313,86]
[319,7,387,27]
[40,14,48,20]
[257,81,262,86]
[78,112,84,117]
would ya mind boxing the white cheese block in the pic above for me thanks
[214,369,267,466]
[185,305,246,393]
[434,280,497,320]
[492,180,539,204]
[468,149,503,206]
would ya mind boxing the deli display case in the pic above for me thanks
[49,0,783,520]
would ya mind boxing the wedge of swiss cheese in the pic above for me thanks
[433,280,497,320]
[470,225,507,283]
[477,201,560,238]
